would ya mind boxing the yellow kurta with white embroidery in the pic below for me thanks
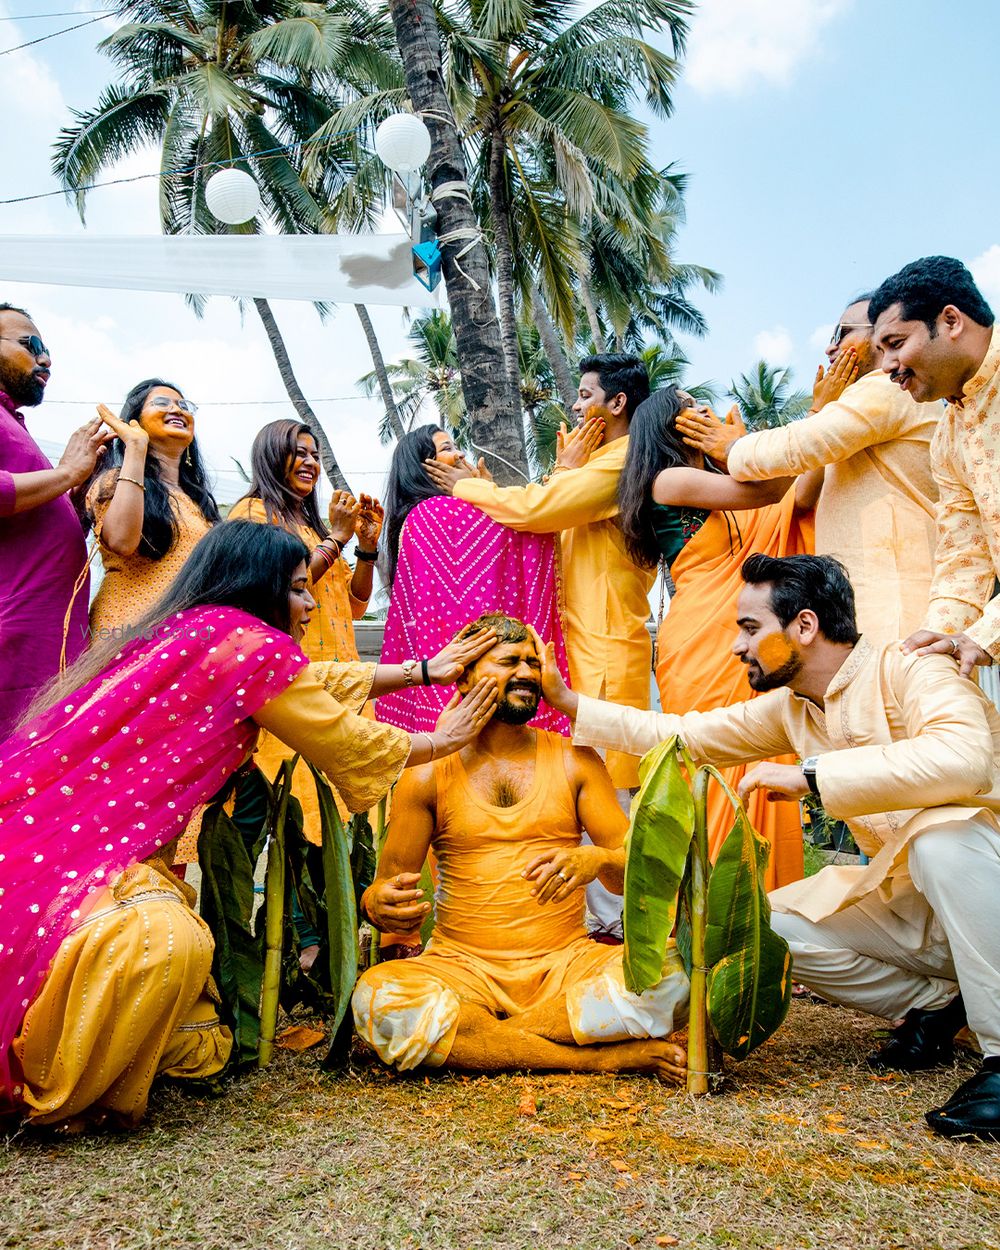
[923,324,1000,656]
[455,439,655,788]
[727,370,940,642]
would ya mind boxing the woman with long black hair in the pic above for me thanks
[619,386,813,888]
[0,521,497,1130]
[375,425,570,737]
[85,378,220,636]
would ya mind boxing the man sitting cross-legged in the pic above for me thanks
[352,613,689,1079]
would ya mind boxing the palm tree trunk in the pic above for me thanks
[354,304,405,442]
[488,137,525,424]
[531,289,576,415]
[579,269,607,352]
[388,0,528,485]
[253,298,351,492]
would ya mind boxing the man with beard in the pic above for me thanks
[868,257,1000,679]
[423,354,655,792]
[540,553,1000,1141]
[0,303,111,738]
[352,613,690,1080]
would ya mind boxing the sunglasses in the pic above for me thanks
[146,396,198,416]
[830,322,870,346]
[0,334,48,358]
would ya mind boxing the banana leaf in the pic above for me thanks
[703,797,792,1059]
[622,737,695,994]
[197,772,273,1069]
[258,759,298,1066]
[307,763,361,1070]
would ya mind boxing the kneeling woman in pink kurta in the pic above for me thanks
[376,424,570,735]
[0,522,498,1130]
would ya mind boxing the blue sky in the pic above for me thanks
[1,0,998,495]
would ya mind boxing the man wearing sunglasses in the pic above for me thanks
[676,294,941,644]
[0,302,112,740]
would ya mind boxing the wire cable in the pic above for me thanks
[0,13,106,56]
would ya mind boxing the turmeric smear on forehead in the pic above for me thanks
[757,633,795,668]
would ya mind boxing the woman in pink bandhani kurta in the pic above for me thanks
[376,425,569,734]
[0,522,497,1129]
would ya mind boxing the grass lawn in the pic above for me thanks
[2,1000,998,1250]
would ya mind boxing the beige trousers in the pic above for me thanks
[771,816,1000,1057]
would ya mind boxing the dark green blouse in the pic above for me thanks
[650,501,709,570]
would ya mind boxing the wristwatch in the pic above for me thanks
[401,659,419,687]
[800,756,821,798]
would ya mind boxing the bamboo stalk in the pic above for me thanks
[258,759,295,1067]
[687,767,711,1096]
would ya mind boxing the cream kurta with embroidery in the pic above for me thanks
[924,324,1000,655]
[727,370,940,641]
[455,438,656,788]
[572,638,1000,922]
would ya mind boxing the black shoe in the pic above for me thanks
[866,995,966,1071]
[926,1059,1000,1141]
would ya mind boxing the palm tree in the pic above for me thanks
[358,309,467,445]
[435,0,694,414]
[728,361,811,432]
[52,0,405,491]
[385,0,528,483]
[641,343,717,406]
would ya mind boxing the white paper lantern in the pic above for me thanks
[205,168,261,225]
[374,113,431,174]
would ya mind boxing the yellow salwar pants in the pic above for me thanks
[12,860,231,1127]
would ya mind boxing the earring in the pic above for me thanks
[185,447,193,467]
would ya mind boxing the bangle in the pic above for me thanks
[401,659,419,686]
[355,548,378,562]
[421,658,430,686]
[422,732,437,762]
[117,475,145,492]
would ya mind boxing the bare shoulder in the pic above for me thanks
[560,737,613,788]
[394,759,437,808]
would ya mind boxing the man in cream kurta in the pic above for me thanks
[541,551,1000,1140]
[678,296,940,642]
[870,257,1000,678]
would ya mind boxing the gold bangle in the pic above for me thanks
[117,475,145,492]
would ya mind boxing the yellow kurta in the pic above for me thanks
[923,324,1000,655]
[87,474,213,634]
[727,370,940,642]
[14,860,231,1127]
[572,638,1000,923]
[227,497,369,662]
[455,439,655,787]
[225,498,373,845]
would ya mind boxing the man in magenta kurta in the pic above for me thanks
[0,303,110,739]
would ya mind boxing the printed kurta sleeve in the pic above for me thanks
[816,653,996,819]
[727,373,905,481]
[253,667,410,812]
[454,457,620,534]
[572,691,794,765]
[924,424,999,646]
[85,471,117,539]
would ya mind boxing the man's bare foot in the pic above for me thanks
[600,1038,687,1083]
[299,943,320,973]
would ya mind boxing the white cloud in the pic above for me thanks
[972,244,1000,307]
[685,0,852,95]
[753,326,794,364]
[809,323,834,350]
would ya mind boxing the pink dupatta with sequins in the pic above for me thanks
[375,496,570,734]
[0,605,307,1109]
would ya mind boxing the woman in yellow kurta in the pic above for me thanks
[85,379,219,635]
[618,388,815,889]
[226,420,384,854]
[2,521,498,1129]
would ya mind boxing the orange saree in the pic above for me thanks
[655,491,814,889]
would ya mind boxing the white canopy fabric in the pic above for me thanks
[0,233,439,306]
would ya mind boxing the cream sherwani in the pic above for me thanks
[573,640,1000,1052]
[924,324,1000,656]
[727,371,939,642]
[455,439,655,789]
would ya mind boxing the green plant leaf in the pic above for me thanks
[703,801,792,1059]
[622,737,695,994]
